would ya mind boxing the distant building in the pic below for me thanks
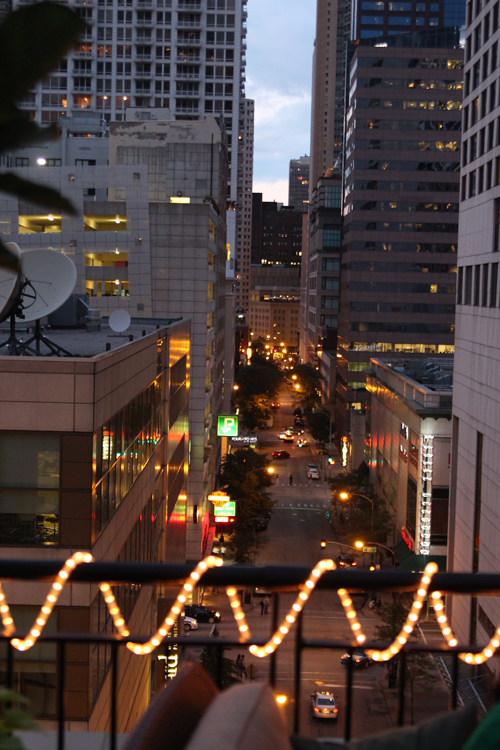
[250,194,303,268]
[0,318,190,731]
[248,266,300,354]
[299,171,342,365]
[288,155,310,212]
[234,99,255,312]
[367,357,452,568]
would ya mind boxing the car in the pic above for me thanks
[310,691,339,719]
[307,463,318,471]
[294,418,305,427]
[272,450,290,459]
[297,439,309,448]
[340,649,370,669]
[336,554,357,568]
[271,402,280,410]
[307,467,320,480]
[184,605,221,623]
[285,427,299,435]
[183,615,199,632]
[283,434,294,443]
[278,431,287,440]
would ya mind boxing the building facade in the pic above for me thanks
[1,116,229,562]
[299,171,342,365]
[250,195,303,268]
[288,155,310,212]
[234,98,254,311]
[336,38,462,450]
[367,357,452,566]
[448,0,500,665]
[248,267,300,355]
[0,318,190,731]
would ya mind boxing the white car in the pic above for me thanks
[307,465,320,480]
[184,615,199,631]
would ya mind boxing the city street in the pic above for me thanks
[190,390,449,738]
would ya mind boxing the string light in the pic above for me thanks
[1,556,499,665]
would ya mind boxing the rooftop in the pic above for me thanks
[0,316,183,358]
[369,357,453,414]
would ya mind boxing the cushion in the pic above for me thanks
[123,661,219,750]
[461,700,500,750]
[184,682,293,750]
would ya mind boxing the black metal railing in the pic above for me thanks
[0,561,498,749]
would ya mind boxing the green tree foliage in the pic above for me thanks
[0,3,86,272]
[291,364,322,411]
[306,411,331,443]
[329,473,393,548]
[239,393,272,432]
[219,449,274,564]
[374,598,437,723]
[235,359,283,402]
[199,647,239,689]
[0,688,39,749]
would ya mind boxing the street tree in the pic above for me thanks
[240,393,272,432]
[306,411,331,443]
[291,364,322,411]
[219,449,274,564]
[235,360,283,402]
[199,646,239,689]
[374,599,437,723]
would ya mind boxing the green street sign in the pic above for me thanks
[214,501,236,518]
[217,415,239,437]
[363,546,377,553]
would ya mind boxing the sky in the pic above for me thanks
[245,1,316,205]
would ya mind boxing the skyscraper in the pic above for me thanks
[448,0,500,646]
[336,33,462,448]
[288,155,310,211]
[234,98,254,312]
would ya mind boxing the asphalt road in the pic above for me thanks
[193,391,448,738]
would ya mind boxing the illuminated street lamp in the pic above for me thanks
[295,384,300,390]
[292,375,297,380]
[338,492,374,535]
[233,384,239,391]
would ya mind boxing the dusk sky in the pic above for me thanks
[246,1,316,205]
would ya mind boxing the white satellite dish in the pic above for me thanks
[0,243,21,323]
[109,309,131,333]
[17,249,77,323]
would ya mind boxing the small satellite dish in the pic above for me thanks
[109,309,131,333]
[17,249,77,323]
[0,243,21,323]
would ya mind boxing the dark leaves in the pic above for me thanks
[0,173,77,215]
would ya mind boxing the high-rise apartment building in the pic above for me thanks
[448,0,500,652]
[14,0,249,302]
[336,34,462,452]
[288,155,310,211]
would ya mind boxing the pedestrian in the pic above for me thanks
[236,654,242,678]
[275,473,279,484]
[289,474,293,486]
[264,595,270,615]
[374,596,382,614]
[240,655,247,679]
[259,599,265,616]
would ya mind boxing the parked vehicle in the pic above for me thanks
[307,467,320,480]
[183,615,199,632]
[310,692,339,719]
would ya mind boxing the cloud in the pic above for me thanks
[252,179,289,205]
[245,0,316,201]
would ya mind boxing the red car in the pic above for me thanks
[272,450,290,459]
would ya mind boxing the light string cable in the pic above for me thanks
[0,556,497,664]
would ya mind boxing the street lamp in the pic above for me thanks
[355,540,396,569]
[338,492,374,535]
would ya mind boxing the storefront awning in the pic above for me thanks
[397,554,447,572]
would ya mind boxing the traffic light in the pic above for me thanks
[320,539,326,549]
[328,457,335,465]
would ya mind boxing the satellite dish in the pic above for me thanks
[0,243,21,323]
[17,249,77,323]
[109,309,131,333]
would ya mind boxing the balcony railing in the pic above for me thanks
[0,560,496,750]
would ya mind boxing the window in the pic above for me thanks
[0,434,60,546]
[322,258,340,272]
[321,296,339,310]
[494,199,500,251]
[321,277,339,290]
[16,157,29,167]
[457,266,463,304]
[482,264,489,306]
[324,184,341,208]
[465,265,473,305]
[323,225,341,247]
[490,263,498,307]
[321,315,338,328]
[474,265,481,306]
